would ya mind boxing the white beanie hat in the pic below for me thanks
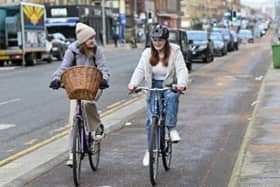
[75,23,96,45]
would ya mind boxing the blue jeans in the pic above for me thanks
[146,80,180,145]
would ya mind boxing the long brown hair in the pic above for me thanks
[149,40,171,66]
[78,43,95,59]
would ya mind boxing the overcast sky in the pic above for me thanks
[241,0,272,8]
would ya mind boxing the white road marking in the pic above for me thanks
[255,75,264,81]
[0,98,21,106]
[0,67,17,71]
[125,122,132,126]
[0,124,16,130]
[251,100,260,106]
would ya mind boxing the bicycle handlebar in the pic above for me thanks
[135,87,173,92]
[130,85,184,95]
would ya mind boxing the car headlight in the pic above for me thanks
[198,44,207,50]
[215,42,224,48]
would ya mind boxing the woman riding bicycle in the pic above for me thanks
[49,23,110,167]
[128,24,188,166]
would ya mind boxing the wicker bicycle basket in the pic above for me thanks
[61,66,102,100]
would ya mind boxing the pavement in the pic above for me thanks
[0,41,279,187]
[228,64,280,187]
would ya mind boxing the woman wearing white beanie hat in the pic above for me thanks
[76,22,96,45]
[49,22,110,167]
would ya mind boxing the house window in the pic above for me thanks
[167,0,176,11]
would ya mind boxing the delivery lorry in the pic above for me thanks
[0,2,51,66]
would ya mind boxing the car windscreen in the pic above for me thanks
[168,32,177,43]
[213,29,230,39]
[210,33,223,41]
[239,31,253,37]
[187,32,207,41]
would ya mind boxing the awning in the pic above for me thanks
[46,17,79,27]
[157,13,181,19]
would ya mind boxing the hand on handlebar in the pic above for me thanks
[100,79,109,89]
[49,79,61,90]
[128,83,135,91]
[175,84,187,93]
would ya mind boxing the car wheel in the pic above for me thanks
[209,55,214,62]
[204,53,212,63]
[25,53,37,66]
[187,62,192,72]
[0,61,5,66]
[57,49,64,61]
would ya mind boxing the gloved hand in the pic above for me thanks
[99,79,109,89]
[49,79,61,89]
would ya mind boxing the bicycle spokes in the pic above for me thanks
[88,137,101,171]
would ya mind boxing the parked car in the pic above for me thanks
[238,29,254,43]
[47,32,70,60]
[210,32,227,56]
[145,28,192,72]
[186,30,214,63]
[212,28,235,51]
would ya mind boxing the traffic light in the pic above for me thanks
[147,11,153,23]
[112,26,116,32]
[147,11,152,19]
[232,11,237,21]
[213,21,217,27]
[233,11,236,18]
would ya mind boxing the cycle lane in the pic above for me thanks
[20,39,272,187]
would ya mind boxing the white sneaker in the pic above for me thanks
[142,150,149,166]
[94,124,105,140]
[66,153,73,168]
[169,128,181,143]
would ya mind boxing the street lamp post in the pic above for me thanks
[102,0,107,45]
[133,0,137,40]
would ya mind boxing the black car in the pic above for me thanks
[186,30,214,63]
[47,32,70,60]
[210,32,227,56]
[145,28,192,72]
[212,28,235,51]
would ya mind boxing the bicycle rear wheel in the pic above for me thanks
[161,126,172,170]
[88,132,101,171]
[72,119,82,186]
[149,117,159,186]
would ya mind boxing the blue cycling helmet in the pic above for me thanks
[150,24,169,39]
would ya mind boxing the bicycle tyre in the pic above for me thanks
[161,126,172,171]
[72,119,82,186]
[88,133,101,171]
[149,117,159,186]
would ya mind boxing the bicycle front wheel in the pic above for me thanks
[149,117,159,186]
[72,119,82,186]
[88,133,101,171]
[161,126,172,171]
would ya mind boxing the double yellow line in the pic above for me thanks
[0,95,143,167]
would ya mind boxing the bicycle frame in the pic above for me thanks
[71,99,101,186]
[74,100,91,155]
[150,90,166,147]
[132,86,176,185]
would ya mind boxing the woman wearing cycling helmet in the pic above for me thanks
[128,24,189,166]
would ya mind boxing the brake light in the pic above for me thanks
[12,55,22,59]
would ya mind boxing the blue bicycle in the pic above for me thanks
[133,86,179,186]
